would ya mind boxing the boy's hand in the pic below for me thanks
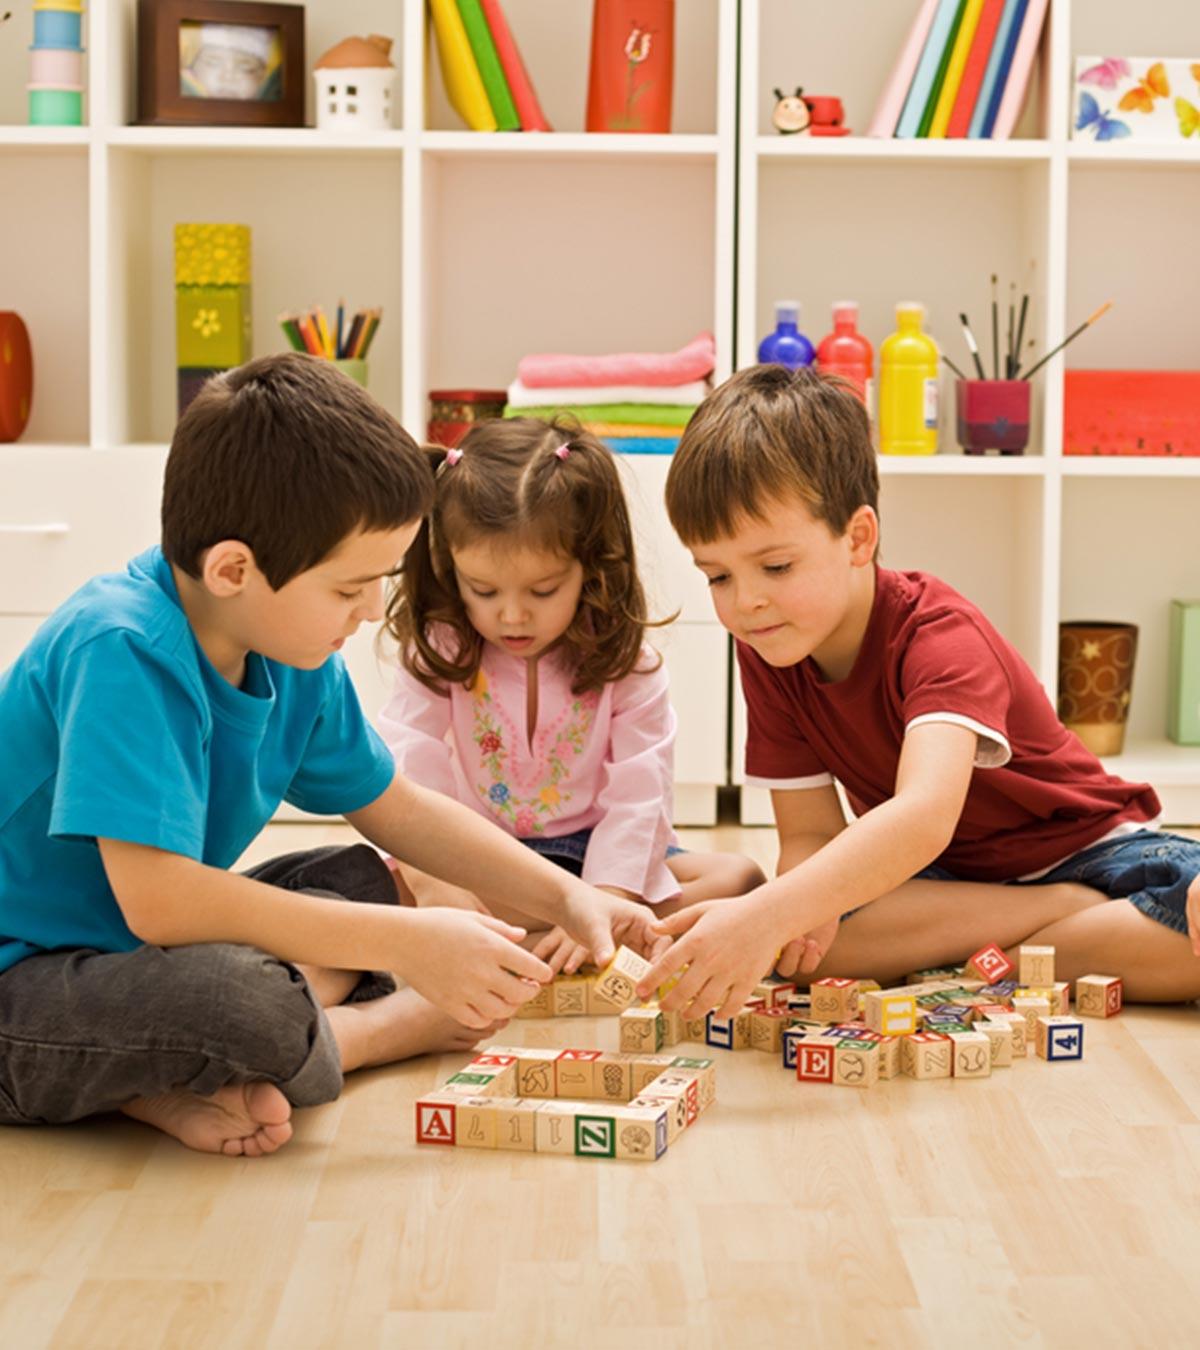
[634,898,785,1021]
[556,884,669,968]
[402,909,552,1029]
[1188,875,1200,956]
[531,926,590,976]
[775,916,841,977]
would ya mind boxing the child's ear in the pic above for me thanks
[201,539,256,597]
[846,506,879,567]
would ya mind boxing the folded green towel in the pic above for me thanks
[504,402,696,428]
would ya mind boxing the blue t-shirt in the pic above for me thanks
[0,546,396,972]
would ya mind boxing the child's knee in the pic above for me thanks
[720,853,767,895]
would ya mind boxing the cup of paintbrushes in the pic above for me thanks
[955,379,1030,455]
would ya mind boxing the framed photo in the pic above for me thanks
[137,0,305,127]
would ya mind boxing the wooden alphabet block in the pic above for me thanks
[752,979,797,1009]
[868,1033,901,1080]
[975,1019,1014,1068]
[1050,981,1071,1015]
[573,1111,619,1158]
[1076,974,1123,1018]
[555,1049,602,1098]
[669,1057,716,1111]
[415,1094,458,1145]
[796,1036,840,1083]
[1012,995,1051,1045]
[782,1026,809,1070]
[705,1009,752,1050]
[534,1100,578,1154]
[750,1007,788,1053]
[620,1007,664,1053]
[1036,1015,1085,1061]
[630,1054,678,1095]
[682,1014,709,1042]
[965,943,1016,984]
[810,978,860,1023]
[489,1097,541,1151]
[1019,945,1056,987]
[833,1040,880,1088]
[642,1071,700,1127]
[515,982,554,1018]
[629,1093,688,1144]
[863,990,918,1037]
[513,1048,560,1098]
[658,1007,684,1048]
[901,1032,952,1080]
[552,974,593,1017]
[987,1011,1028,1057]
[443,1069,509,1097]
[613,1105,668,1160]
[462,1057,518,1095]
[591,945,652,1012]
[592,1052,634,1102]
[457,1096,499,1148]
[949,1030,992,1079]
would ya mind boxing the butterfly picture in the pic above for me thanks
[1076,92,1132,141]
[1178,97,1200,139]
[1079,58,1131,90]
[1118,62,1170,113]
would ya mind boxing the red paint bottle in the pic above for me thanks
[816,301,874,424]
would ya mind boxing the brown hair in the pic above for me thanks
[665,364,878,546]
[387,417,661,695]
[162,353,433,589]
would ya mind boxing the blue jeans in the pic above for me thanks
[522,827,684,880]
[911,829,1200,935]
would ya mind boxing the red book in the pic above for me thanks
[478,0,551,132]
[946,0,1005,137]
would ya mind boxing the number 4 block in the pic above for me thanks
[1036,1016,1085,1061]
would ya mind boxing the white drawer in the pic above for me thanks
[614,455,713,625]
[654,621,729,785]
[0,447,166,614]
[0,614,48,676]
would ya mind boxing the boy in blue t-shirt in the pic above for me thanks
[0,354,658,1157]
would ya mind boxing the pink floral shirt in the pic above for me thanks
[377,640,681,903]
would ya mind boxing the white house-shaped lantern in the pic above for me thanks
[313,34,396,132]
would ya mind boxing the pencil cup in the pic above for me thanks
[955,379,1030,455]
[1057,622,1138,757]
[333,359,367,388]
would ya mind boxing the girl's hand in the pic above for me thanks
[775,916,841,978]
[531,926,589,975]
[556,883,670,967]
[400,908,552,1029]
[634,898,786,1021]
[1188,874,1200,957]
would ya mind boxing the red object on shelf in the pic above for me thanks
[1063,370,1200,456]
[427,388,508,448]
[586,0,675,134]
[0,311,33,443]
[955,379,1031,455]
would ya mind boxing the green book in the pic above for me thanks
[917,0,967,136]
[1169,601,1200,745]
[455,0,520,131]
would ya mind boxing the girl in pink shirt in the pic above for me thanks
[379,418,763,971]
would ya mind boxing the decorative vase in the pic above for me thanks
[1057,622,1139,757]
[0,312,34,442]
[585,0,674,134]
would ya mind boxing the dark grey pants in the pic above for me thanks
[0,844,398,1127]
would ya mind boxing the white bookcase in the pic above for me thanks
[1,0,1196,830]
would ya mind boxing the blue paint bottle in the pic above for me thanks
[757,300,814,370]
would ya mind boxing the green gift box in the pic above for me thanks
[1168,600,1200,745]
[176,285,251,369]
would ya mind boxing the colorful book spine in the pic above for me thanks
[895,0,964,139]
[989,0,1051,139]
[929,0,985,137]
[865,0,941,138]
[917,0,967,136]
[968,0,1027,137]
[456,0,520,131]
[479,0,551,132]
[429,0,497,131]
[946,0,1006,137]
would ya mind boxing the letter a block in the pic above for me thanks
[415,1095,458,1145]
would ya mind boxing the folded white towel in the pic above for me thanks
[506,377,710,410]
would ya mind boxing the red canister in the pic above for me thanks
[585,0,675,133]
[427,389,508,448]
[0,312,33,442]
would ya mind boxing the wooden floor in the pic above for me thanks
[5,823,1200,1348]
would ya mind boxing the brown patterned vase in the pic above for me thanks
[1057,622,1139,757]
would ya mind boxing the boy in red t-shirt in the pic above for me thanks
[637,365,1200,1015]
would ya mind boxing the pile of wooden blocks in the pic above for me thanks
[414,1043,715,1160]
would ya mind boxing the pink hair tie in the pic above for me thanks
[444,448,463,466]
[554,444,571,461]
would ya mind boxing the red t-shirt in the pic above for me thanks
[739,567,1160,881]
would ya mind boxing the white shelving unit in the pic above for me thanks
[1,0,1196,830]
[0,0,737,825]
[734,0,1200,826]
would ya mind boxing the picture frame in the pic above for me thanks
[136,0,306,128]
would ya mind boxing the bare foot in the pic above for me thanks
[121,1081,293,1157]
[326,986,508,1073]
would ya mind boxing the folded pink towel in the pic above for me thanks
[518,332,716,390]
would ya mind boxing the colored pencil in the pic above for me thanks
[335,300,345,360]
[991,274,999,379]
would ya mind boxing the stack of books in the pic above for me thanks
[867,0,1050,140]
[429,0,551,132]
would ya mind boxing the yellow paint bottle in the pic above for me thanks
[879,302,939,455]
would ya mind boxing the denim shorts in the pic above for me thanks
[904,829,1200,935]
[522,827,684,881]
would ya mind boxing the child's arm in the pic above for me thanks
[348,772,665,966]
[770,783,850,975]
[637,721,978,1017]
[98,837,550,1029]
